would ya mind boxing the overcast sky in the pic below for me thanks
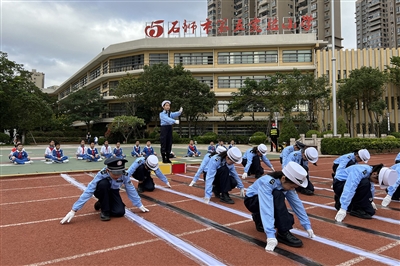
[1,0,357,87]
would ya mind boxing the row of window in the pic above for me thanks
[217,100,309,113]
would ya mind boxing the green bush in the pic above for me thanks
[321,130,333,137]
[0,132,10,143]
[197,132,218,144]
[389,132,400,138]
[386,135,396,139]
[321,138,400,155]
[306,130,321,138]
[249,132,267,144]
[98,137,106,145]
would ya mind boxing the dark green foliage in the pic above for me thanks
[321,138,400,154]
[249,132,267,144]
[306,130,321,138]
[279,119,299,144]
[0,132,10,143]
[197,132,218,144]
[389,132,400,138]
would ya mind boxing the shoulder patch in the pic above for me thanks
[100,169,107,175]
[215,157,221,161]
[362,170,367,175]
[294,153,297,156]
[269,179,275,185]
[347,155,351,159]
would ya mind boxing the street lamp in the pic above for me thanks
[331,0,337,136]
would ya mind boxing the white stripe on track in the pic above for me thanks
[0,195,80,205]
[1,184,71,191]
[151,182,400,266]
[60,174,225,266]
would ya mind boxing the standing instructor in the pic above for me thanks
[160,100,182,163]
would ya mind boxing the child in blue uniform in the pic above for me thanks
[131,140,142,157]
[203,147,245,204]
[44,140,55,161]
[159,100,182,163]
[241,144,275,179]
[207,141,216,153]
[11,143,32,164]
[51,141,69,163]
[381,162,400,206]
[334,164,397,222]
[189,145,227,186]
[126,155,171,192]
[76,139,88,160]
[244,161,315,251]
[187,139,201,157]
[100,140,113,159]
[87,142,102,162]
[113,141,126,159]
[60,157,150,223]
[142,140,156,157]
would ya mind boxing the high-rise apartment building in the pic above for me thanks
[356,0,400,49]
[207,0,342,47]
[30,69,45,89]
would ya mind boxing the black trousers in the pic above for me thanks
[392,186,400,200]
[132,164,155,191]
[212,165,237,194]
[160,125,173,155]
[333,177,375,216]
[332,161,355,176]
[94,179,125,217]
[296,165,314,192]
[241,157,264,177]
[244,190,294,233]
[270,137,278,151]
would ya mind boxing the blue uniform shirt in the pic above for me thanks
[131,146,141,156]
[333,153,357,176]
[389,164,400,196]
[193,154,213,182]
[126,157,169,185]
[334,164,374,211]
[72,167,142,211]
[283,150,307,169]
[280,145,294,160]
[207,145,216,153]
[160,110,181,126]
[242,148,273,173]
[395,153,400,163]
[204,154,244,199]
[246,175,312,238]
[142,146,155,156]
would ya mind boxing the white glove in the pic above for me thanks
[265,238,278,251]
[139,205,149,212]
[60,210,75,224]
[271,167,275,172]
[204,197,210,204]
[179,107,183,113]
[335,208,347,222]
[307,229,315,238]
[189,180,196,187]
[175,120,180,125]
[166,182,171,188]
[240,188,245,197]
[371,201,377,210]
[381,194,392,207]
[241,173,248,180]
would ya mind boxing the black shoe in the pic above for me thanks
[212,187,220,198]
[392,197,400,201]
[349,209,372,219]
[166,158,172,163]
[252,213,264,232]
[300,188,314,195]
[137,184,144,193]
[220,193,234,204]
[100,211,110,221]
[277,231,303,247]
[94,201,101,211]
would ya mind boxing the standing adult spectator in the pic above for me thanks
[269,123,279,152]
[86,132,91,144]
[159,100,182,164]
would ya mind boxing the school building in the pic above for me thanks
[53,34,400,136]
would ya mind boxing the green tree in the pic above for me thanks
[279,118,299,144]
[386,56,400,87]
[0,52,54,143]
[58,87,107,132]
[108,115,145,144]
[337,116,348,135]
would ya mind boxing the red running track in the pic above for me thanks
[0,155,399,265]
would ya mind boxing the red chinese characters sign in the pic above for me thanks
[144,16,314,38]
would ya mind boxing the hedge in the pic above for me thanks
[321,138,400,155]
[249,132,267,144]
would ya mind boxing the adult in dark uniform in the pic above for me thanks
[244,161,315,251]
[60,157,149,223]
[334,164,397,222]
[269,123,279,152]
[159,100,182,163]
[126,155,171,193]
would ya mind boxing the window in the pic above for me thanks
[103,61,108,74]
[217,101,230,113]
[217,75,270,88]
[282,50,312,62]
[149,53,168,65]
[218,51,278,64]
[109,103,127,117]
[89,66,101,81]
[174,53,213,65]
[194,76,214,89]
[109,54,144,73]
[292,100,309,112]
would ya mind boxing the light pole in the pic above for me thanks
[331,0,337,136]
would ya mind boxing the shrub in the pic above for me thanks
[321,138,400,155]
[98,137,106,145]
[389,132,400,138]
[249,132,267,144]
[306,130,321,138]
[322,130,333,137]
[197,132,218,144]
[0,132,10,143]
[280,119,299,144]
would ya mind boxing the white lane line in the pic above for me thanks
[0,176,60,182]
[1,184,71,191]
[60,174,225,266]
[151,183,400,266]
[26,238,161,266]
[337,241,400,266]
[0,213,96,228]
[0,195,80,205]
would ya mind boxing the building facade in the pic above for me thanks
[30,69,45,89]
[356,0,400,49]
